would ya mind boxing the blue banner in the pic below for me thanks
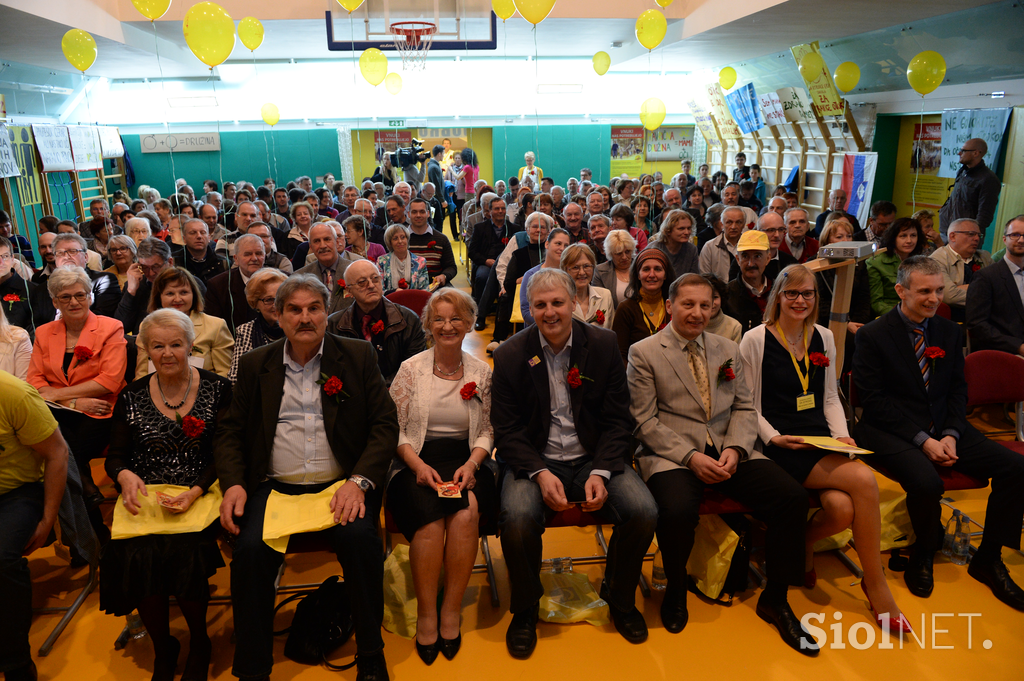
[724,83,765,135]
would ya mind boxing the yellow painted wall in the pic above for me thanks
[350,128,494,188]
[891,114,954,216]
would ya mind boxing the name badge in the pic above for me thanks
[796,393,815,411]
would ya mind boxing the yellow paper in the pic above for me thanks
[510,282,525,324]
[262,480,346,552]
[111,481,222,540]
[799,436,873,456]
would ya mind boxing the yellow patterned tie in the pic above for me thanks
[686,340,715,448]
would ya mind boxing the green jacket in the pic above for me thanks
[866,251,902,318]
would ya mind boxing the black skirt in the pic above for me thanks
[387,437,497,541]
[99,521,224,616]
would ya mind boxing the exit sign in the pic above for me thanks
[388,119,405,128]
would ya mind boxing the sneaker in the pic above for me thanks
[486,341,500,354]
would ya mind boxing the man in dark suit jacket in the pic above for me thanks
[204,234,266,337]
[215,274,397,681]
[491,269,657,658]
[854,256,1024,610]
[966,216,1024,356]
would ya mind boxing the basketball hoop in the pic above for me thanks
[389,21,437,71]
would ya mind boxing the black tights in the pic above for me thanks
[137,596,209,656]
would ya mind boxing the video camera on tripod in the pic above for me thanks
[387,138,428,168]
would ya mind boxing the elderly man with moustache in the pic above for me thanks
[295,222,363,315]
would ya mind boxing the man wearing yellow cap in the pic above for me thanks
[725,229,772,335]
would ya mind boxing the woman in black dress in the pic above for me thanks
[387,288,496,665]
[101,308,232,681]
[738,265,911,635]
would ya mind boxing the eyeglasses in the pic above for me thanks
[959,148,980,154]
[762,227,786,235]
[0,254,11,262]
[109,247,132,255]
[950,231,981,238]
[781,290,816,301]
[258,296,277,306]
[567,264,594,274]
[54,249,86,258]
[55,292,89,304]
[351,275,382,289]
[1005,233,1024,241]
[431,317,466,327]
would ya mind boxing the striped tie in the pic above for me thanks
[913,327,930,387]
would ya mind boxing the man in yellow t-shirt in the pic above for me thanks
[0,372,69,681]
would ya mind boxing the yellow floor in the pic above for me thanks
[26,243,1024,680]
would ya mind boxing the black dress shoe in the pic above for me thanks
[439,632,462,660]
[356,653,389,681]
[181,636,211,681]
[4,660,37,681]
[505,605,539,659]
[660,589,689,634]
[968,559,1024,611]
[599,582,648,643]
[152,636,181,681]
[904,555,935,598]
[474,320,487,331]
[755,600,820,657]
[415,638,439,666]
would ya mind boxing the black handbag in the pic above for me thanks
[273,575,356,671]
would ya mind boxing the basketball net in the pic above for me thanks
[390,21,437,71]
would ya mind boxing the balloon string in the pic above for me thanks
[209,71,224,191]
[253,51,274,183]
[911,95,925,215]
[351,12,362,184]
[533,25,540,263]
[151,21,176,192]
[503,19,507,184]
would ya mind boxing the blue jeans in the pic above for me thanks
[229,480,384,679]
[498,460,657,613]
[0,483,43,673]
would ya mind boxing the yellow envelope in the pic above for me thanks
[799,436,873,456]
[111,481,223,540]
[262,480,346,553]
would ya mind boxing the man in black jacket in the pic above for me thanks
[966,215,1024,356]
[169,219,228,286]
[469,198,516,327]
[205,234,265,337]
[854,256,1024,610]
[47,233,119,318]
[939,138,1002,240]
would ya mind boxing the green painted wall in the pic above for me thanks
[491,125,612,188]
[870,114,901,205]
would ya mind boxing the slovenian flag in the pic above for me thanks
[841,153,878,228]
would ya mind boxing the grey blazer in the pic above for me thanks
[627,327,760,482]
[592,261,630,309]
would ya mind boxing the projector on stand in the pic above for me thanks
[819,241,877,260]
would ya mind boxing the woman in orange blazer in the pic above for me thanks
[29,266,127,530]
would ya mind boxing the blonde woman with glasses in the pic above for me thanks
[560,242,612,328]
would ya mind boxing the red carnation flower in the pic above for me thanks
[502,237,510,245]
[338,280,347,289]
[398,278,409,289]
[723,367,736,381]
[567,367,582,389]
[716,358,735,386]
[427,240,437,248]
[923,346,945,360]
[323,376,344,396]
[3,293,20,310]
[970,261,982,272]
[371,320,385,335]
[180,415,205,438]
[460,382,482,401]
[595,310,605,325]
[809,352,830,368]
[73,345,94,361]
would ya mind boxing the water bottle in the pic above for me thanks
[942,510,961,557]
[540,557,573,574]
[651,548,667,591]
[951,515,972,566]
[126,611,148,641]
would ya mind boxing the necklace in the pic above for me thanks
[433,361,463,377]
[157,368,194,410]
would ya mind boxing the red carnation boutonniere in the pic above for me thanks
[716,358,736,386]
[566,364,594,389]
[317,372,350,403]
[809,351,830,380]
[460,381,482,402]
[587,309,606,326]
[398,278,409,290]
[371,320,385,336]
[502,237,510,245]
[969,260,982,273]
[923,346,945,372]
[73,345,94,362]
[175,413,206,439]
[427,240,437,249]
[2,293,20,311]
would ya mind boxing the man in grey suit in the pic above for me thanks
[627,273,817,656]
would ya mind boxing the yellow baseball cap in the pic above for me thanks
[737,229,769,252]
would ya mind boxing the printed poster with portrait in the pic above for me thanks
[610,127,644,178]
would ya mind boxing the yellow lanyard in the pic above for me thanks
[776,324,811,395]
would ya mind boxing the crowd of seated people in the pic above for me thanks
[2,155,1024,681]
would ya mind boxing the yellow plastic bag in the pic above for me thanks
[811,508,853,553]
[382,544,417,640]
[509,283,525,324]
[262,480,346,553]
[879,494,915,552]
[686,514,739,600]
[111,481,222,540]
[538,571,609,626]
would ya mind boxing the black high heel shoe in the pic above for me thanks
[152,636,180,681]
[439,632,462,660]
[416,638,439,666]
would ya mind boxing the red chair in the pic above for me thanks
[965,350,1024,453]
[386,289,431,317]
[936,302,953,320]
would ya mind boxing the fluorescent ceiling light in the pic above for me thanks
[537,84,583,95]
[167,96,219,108]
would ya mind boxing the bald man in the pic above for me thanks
[939,137,1002,240]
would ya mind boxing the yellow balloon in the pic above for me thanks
[261,103,279,126]
[513,0,556,25]
[640,97,666,131]
[592,51,610,76]
[61,29,97,73]
[238,17,264,52]
[492,0,516,21]
[132,0,170,21]
[799,51,825,83]
[833,61,860,93]
[359,48,388,86]
[182,2,236,69]
[655,0,674,6]
[385,72,403,95]
[635,9,667,51]
[907,50,946,96]
[719,66,737,90]
[336,0,364,12]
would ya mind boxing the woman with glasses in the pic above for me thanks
[387,288,496,665]
[104,235,137,289]
[28,266,127,539]
[738,264,912,635]
[228,268,288,383]
[378,223,430,294]
[344,215,386,262]
[561,242,612,328]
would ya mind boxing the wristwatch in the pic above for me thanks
[349,475,372,492]
[69,399,77,410]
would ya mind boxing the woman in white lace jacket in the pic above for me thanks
[386,287,496,666]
